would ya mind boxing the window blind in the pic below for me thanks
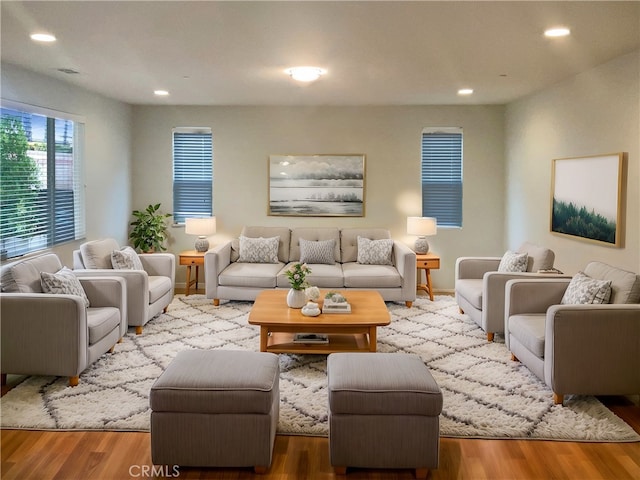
[0,105,85,259]
[172,128,213,224]
[421,128,463,227]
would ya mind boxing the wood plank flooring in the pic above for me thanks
[2,396,639,479]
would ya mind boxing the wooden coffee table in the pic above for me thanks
[248,290,390,354]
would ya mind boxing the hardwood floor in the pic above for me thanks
[2,396,639,479]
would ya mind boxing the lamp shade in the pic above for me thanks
[407,217,437,237]
[185,217,216,252]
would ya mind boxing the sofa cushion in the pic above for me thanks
[583,261,640,304]
[340,228,391,263]
[343,262,402,288]
[149,276,172,304]
[455,279,483,309]
[290,228,341,263]
[80,238,120,269]
[509,314,545,358]
[518,242,555,272]
[299,238,337,265]
[357,236,394,265]
[219,262,282,288]
[241,226,291,263]
[277,263,344,289]
[238,235,279,263]
[40,267,91,307]
[86,306,120,345]
[561,271,612,305]
[111,246,144,270]
[498,250,528,272]
[10,253,64,293]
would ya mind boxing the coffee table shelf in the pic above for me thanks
[266,332,370,354]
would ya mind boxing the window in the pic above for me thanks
[421,127,463,227]
[1,103,85,259]
[172,128,213,224]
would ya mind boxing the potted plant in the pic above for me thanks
[129,203,172,252]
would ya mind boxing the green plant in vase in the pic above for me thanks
[129,203,172,252]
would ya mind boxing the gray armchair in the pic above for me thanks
[73,238,175,334]
[1,253,126,387]
[505,261,640,405]
[455,242,558,341]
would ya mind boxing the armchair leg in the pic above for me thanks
[69,376,79,387]
[415,468,428,479]
[459,307,464,314]
[213,299,220,306]
[487,332,494,342]
[334,467,347,475]
[163,306,168,313]
[405,301,413,307]
[553,393,564,405]
[135,326,143,335]
[511,353,519,362]
[108,345,116,353]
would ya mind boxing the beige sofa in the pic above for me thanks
[205,226,417,307]
[454,242,558,341]
[505,261,640,405]
[1,253,126,386]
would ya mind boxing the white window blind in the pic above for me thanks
[172,127,213,224]
[0,103,85,259]
[421,127,463,228]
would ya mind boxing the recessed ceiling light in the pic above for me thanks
[457,88,474,96]
[154,90,169,96]
[285,66,327,83]
[30,33,56,42]
[544,27,570,38]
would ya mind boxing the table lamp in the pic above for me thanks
[185,217,216,252]
[407,216,437,254]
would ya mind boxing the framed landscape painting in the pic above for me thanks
[268,154,365,216]
[550,153,625,247]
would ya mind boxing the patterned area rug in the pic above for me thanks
[1,295,638,442]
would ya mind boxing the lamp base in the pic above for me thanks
[414,237,430,254]
[195,236,210,252]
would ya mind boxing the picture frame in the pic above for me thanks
[550,153,625,247]
[268,154,365,216]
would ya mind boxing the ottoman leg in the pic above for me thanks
[334,466,347,475]
[416,467,428,479]
[254,466,268,474]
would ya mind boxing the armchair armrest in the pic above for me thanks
[0,293,88,377]
[544,304,640,396]
[483,272,571,337]
[139,253,176,288]
[79,276,127,336]
[505,278,571,317]
[455,257,501,280]
[392,241,417,294]
[205,242,232,301]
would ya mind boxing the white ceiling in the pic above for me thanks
[2,1,639,106]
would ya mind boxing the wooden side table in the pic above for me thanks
[416,253,440,301]
[179,250,206,296]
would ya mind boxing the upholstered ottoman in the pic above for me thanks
[150,349,280,473]
[327,353,442,479]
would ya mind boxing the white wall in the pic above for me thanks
[132,105,505,289]
[1,63,133,266]
[505,51,640,275]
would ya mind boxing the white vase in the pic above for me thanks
[287,288,307,308]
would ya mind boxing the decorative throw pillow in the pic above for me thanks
[111,246,144,270]
[561,271,612,305]
[40,267,90,307]
[238,235,279,263]
[356,236,393,265]
[498,251,528,272]
[299,238,336,265]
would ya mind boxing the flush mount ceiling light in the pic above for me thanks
[154,90,170,96]
[544,27,570,37]
[457,88,474,96]
[285,66,327,82]
[30,33,56,42]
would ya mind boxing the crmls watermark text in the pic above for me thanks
[128,465,180,478]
